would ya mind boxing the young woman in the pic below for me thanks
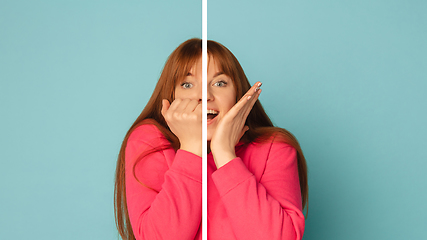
[114,38,308,240]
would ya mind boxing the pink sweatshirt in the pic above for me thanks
[125,123,305,240]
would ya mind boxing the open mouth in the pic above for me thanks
[207,109,219,120]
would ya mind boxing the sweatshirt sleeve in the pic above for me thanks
[125,124,201,240]
[211,140,305,240]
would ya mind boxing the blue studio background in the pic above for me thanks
[209,0,427,239]
[0,1,200,239]
[1,1,426,240]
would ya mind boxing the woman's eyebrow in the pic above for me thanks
[213,72,224,78]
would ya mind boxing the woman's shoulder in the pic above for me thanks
[127,119,168,145]
[236,131,298,177]
[236,133,295,162]
[247,130,295,151]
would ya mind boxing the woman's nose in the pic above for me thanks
[207,88,214,101]
[199,88,214,102]
[197,86,214,102]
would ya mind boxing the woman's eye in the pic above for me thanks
[214,81,227,87]
[181,82,193,89]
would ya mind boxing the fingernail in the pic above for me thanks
[255,82,262,92]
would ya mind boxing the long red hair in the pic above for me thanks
[114,38,308,240]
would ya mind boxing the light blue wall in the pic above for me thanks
[209,0,427,239]
[0,1,200,239]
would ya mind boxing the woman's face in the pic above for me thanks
[174,57,236,141]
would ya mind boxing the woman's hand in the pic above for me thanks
[162,98,202,157]
[210,82,262,168]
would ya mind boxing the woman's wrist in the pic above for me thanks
[180,141,202,157]
[212,149,236,169]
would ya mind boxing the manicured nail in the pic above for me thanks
[247,95,252,100]
[255,82,262,92]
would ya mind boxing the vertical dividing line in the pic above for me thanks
[202,0,208,239]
